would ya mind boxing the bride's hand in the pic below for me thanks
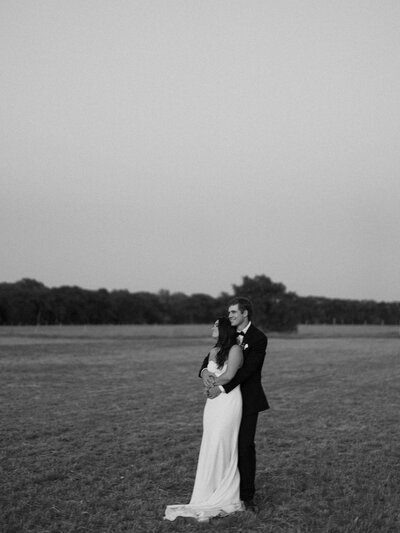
[201,369,216,388]
[207,386,221,399]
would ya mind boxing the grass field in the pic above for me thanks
[1,325,399,533]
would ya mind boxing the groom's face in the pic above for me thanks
[228,304,248,329]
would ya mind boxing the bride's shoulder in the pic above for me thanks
[229,343,242,352]
[229,343,243,357]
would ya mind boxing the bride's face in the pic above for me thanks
[211,320,219,339]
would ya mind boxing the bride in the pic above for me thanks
[164,317,244,522]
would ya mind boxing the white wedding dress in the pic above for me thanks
[164,360,244,522]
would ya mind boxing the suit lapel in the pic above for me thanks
[243,323,254,343]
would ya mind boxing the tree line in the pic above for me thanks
[0,276,399,331]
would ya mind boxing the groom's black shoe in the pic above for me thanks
[244,499,258,513]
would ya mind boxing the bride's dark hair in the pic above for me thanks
[214,317,237,368]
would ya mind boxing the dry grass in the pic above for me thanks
[1,326,399,532]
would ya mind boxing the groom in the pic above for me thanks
[199,296,269,512]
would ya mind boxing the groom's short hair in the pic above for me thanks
[229,296,253,321]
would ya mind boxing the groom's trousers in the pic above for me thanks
[238,412,259,501]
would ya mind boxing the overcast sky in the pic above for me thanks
[1,1,399,301]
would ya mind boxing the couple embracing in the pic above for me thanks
[165,296,269,522]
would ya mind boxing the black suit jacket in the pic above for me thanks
[199,324,269,415]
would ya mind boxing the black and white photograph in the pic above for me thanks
[1,1,399,532]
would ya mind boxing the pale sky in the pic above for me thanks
[1,1,399,301]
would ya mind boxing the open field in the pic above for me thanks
[1,326,399,532]
[0,323,399,342]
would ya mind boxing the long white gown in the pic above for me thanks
[164,360,244,522]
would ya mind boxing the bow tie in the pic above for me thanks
[237,331,245,337]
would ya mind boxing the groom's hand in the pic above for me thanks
[201,369,215,388]
[207,386,221,399]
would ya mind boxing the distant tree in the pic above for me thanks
[1,277,399,327]
[167,292,191,323]
[110,290,164,324]
[53,286,90,324]
[232,275,299,331]
[188,293,218,323]
[211,292,232,319]
[0,279,49,324]
[130,292,164,323]
[86,289,113,323]
[110,290,137,324]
